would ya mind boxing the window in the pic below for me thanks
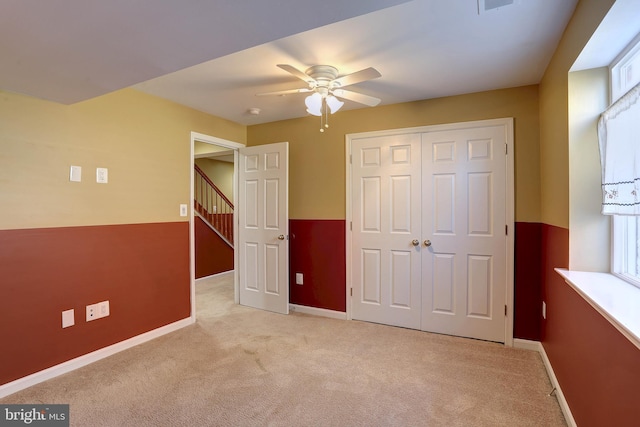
[612,216,640,287]
[608,34,640,289]
[611,33,640,102]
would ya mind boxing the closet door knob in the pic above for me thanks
[424,240,432,247]
[278,234,285,240]
[412,239,420,246]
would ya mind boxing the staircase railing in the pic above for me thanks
[194,164,234,245]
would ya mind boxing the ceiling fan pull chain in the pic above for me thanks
[318,98,325,132]
[324,99,329,130]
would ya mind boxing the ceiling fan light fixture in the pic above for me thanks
[264,64,382,132]
[326,95,344,114]
[305,93,322,116]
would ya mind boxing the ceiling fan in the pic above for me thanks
[257,64,382,131]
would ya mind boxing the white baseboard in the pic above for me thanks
[195,270,234,282]
[0,317,194,399]
[539,342,576,427]
[512,339,576,427]
[289,304,347,320]
[513,338,542,352]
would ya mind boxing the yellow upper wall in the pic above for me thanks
[1,0,616,231]
[0,88,245,230]
[538,0,614,228]
[248,85,540,222]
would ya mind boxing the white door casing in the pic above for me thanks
[351,133,422,329]
[189,132,244,320]
[238,142,289,314]
[347,119,514,344]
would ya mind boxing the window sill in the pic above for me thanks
[555,268,640,350]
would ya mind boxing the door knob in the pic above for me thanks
[412,239,420,246]
[424,240,431,247]
[278,234,285,240]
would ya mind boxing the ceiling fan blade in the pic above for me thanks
[333,89,381,107]
[333,67,381,87]
[277,64,315,84]
[256,88,313,96]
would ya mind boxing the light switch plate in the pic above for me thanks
[296,273,304,285]
[96,167,108,183]
[70,166,82,182]
[180,204,188,217]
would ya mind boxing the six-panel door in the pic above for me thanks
[238,142,289,315]
[351,133,423,329]
[421,126,506,342]
[351,123,508,342]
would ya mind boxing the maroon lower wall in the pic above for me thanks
[9,218,637,425]
[541,223,640,427]
[289,219,544,334]
[0,222,190,386]
[514,222,542,340]
[195,216,233,279]
[289,219,346,312]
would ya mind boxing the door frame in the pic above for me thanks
[190,131,245,321]
[345,118,515,346]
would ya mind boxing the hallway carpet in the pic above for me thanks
[1,273,565,426]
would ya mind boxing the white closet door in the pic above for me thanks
[349,120,511,343]
[421,125,507,342]
[351,133,422,329]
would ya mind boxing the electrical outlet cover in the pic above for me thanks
[62,309,75,328]
[86,304,96,322]
[99,300,110,317]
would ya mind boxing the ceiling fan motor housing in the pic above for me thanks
[258,63,381,108]
[305,65,340,89]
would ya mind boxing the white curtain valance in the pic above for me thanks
[598,81,640,215]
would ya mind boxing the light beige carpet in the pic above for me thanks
[2,273,566,426]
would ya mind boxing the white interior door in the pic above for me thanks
[349,120,511,343]
[238,142,289,314]
[421,125,506,342]
[351,133,422,329]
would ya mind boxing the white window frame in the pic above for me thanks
[610,33,640,290]
[612,216,640,289]
[610,32,640,102]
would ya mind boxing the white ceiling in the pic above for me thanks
[571,0,640,71]
[1,0,579,126]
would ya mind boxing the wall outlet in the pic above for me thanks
[86,300,110,322]
[86,304,97,322]
[296,273,303,285]
[98,300,110,317]
[542,301,547,320]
